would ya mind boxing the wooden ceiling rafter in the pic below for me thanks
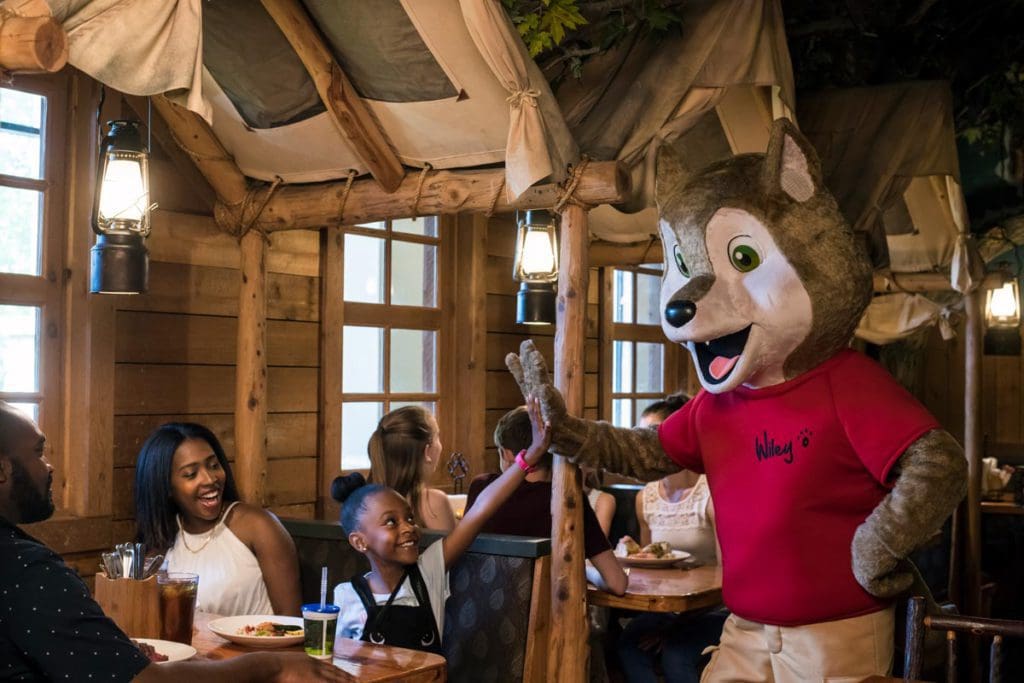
[259,0,405,193]
[0,0,67,75]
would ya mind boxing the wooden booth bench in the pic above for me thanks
[281,519,552,683]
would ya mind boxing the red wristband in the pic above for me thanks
[515,449,537,474]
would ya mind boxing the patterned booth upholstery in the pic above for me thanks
[281,519,551,683]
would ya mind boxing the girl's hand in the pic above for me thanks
[524,395,551,466]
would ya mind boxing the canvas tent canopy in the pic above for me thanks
[39,0,794,241]
[796,82,979,344]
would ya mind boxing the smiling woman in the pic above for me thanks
[133,423,302,617]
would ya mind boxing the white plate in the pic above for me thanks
[207,615,305,648]
[133,638,197,663]
[614,549,692,568]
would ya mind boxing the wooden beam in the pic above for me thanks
[453,214,489,478]
[873,271,1006,294]
[0,1,66,74]
[318,225,343,520]
[123,95,217,211]
[150,95,249,206]
[259,0,404,192]
[214,161,630,233]
[589,239,661,267]
[550,203,590,683]
[234,231,269,505]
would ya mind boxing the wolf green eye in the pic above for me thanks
[727,238,761,273]
[672,244,690,278]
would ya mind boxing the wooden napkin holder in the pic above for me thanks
[94,572,161,638]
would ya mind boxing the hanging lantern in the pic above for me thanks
[984,279,1021,356]
[513,209,558,325]
[90,120,151,294]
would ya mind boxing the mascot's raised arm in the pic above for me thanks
[506,118,967,679]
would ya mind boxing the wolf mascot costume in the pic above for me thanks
[507,119,967,680]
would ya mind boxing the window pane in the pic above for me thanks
[613,270,634,323]
[0,87,45,179]
[612,341,634,393]
[636,343,664,393]
[8,402,38,422]
[0,305,40,392]
[612,399,632,428]
[341,402,381,470]
[391,241,436,307]
[636,273,661,325]
[344,234,384,303]
[392,216,437,238]
[0,186,42,275]
[390,400,435,414]
[355,221,385,231]
[342,326,383,392]
[390,328,436,393]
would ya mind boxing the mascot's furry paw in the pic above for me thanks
[851,524,915,598]
[505,340,567,424]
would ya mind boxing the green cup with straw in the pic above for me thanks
[302,567,339,659]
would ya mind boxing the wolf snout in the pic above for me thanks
[665,300,697,328]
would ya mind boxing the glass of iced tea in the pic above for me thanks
[157,572,198,645]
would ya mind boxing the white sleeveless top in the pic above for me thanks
[165,502,274,616]
[640,475,717,566]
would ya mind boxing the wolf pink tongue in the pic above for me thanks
[709,355,739,380]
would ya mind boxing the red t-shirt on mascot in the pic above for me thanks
[659,349,939,626]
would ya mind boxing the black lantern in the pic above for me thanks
[984,279,1022,355]
[513,209,558,325]
[90,120,151,294]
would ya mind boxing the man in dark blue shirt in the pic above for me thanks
[0,401,350,682]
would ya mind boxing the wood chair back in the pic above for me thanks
[904,595,1024,682]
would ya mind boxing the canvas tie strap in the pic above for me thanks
[506,87,540,109]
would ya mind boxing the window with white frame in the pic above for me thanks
[339,217,443,470]
[0,80,65,449]
[608,264,679,427]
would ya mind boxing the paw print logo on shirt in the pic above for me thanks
[799,429,813,448]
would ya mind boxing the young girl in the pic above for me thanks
[134,422,302,616]
[367,405,456,531]
[331,397,550,653]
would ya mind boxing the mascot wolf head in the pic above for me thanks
[656,118,872,394]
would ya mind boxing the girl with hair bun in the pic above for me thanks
[367,405,456,531]
[330,397,551,653]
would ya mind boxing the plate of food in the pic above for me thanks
[613,536,692,568]
[132,638,197,663]
[207,615,305,648]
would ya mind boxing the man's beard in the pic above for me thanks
[11,460,54,524]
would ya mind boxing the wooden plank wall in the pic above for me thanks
[108,209,322,545]
[920,321,1024,458]
[482,214,600,473]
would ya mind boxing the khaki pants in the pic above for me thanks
[700,606,894,683]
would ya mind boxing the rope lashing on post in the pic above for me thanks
[411,163,432,218]
[553,155,592,214]
[336,169,357,226]
[230,175,284,244]
[485,176,505,217]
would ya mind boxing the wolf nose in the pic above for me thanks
[664,300,696,328]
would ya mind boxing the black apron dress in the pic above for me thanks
[351,564,443,655]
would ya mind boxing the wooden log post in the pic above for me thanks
[550,203,590,683]
[962,287,984,618]
[0,1,67,74]
[235,230,269,505]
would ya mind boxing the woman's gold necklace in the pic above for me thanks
[177,510,222,554]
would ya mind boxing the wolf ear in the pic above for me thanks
[761,118,823,203]
[655,144,688,212]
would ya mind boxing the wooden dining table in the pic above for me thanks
[587,563,723,613]
[190,612,447,682]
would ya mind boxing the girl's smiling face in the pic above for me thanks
[351,489,421,566]
[170,438,226,527]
